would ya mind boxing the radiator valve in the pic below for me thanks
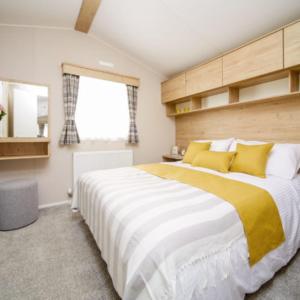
[67,188,73,198]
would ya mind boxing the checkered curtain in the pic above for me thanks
[59,74,80,145]
[127,85,139,144]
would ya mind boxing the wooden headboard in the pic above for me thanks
[176,94,300,148]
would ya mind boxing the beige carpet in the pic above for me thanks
[0,205,299,300]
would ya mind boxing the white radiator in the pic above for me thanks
[72,150,133,208]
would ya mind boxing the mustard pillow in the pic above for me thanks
[192,151,236,173]
[230,143,274,178]
[183,142,211,164]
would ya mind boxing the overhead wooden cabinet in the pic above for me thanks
[284,21,300,68]
[186,58,222,96]
[223,31,283,85]
[161,74,186,103]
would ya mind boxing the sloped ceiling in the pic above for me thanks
[0,0,300,76]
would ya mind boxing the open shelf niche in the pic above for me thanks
[0,138,50,160]
[165,69,300,117]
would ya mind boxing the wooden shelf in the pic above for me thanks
[165,68,293,106]
[166,67,300,117]
[0,138,50,143]
[229,69,290,89]
[167,92,300,117]
[166,86,227,105]
[0,155,50,161]
[0,139,50,160]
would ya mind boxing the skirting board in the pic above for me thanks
[39,200,70,210]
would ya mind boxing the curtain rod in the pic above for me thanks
[62,63,140,87]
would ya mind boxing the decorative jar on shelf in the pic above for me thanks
[0,105,6,121]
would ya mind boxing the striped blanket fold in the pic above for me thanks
[78,164,284,300]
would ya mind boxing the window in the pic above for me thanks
[75,76,129,141]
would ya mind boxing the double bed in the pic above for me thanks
[74,159,300,300]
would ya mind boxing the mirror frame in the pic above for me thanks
[0,77,50,142]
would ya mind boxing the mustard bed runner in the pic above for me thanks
[136,163,285,265]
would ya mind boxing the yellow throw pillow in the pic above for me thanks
[230,143,274,178]
[183,142,211,164]
[192,151,236,173]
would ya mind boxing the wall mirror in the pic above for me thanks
[0,80,49,138]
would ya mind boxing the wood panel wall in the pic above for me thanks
[176,94,300,148]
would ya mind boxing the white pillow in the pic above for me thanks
[194,138,234,152]
[229,139,265,151]
[230,139,300,179]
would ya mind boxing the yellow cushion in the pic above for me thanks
[183,142,211,164]
[192,151,236,173]
[230,143,274,178]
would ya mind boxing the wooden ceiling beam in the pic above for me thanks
[75,0,101,33]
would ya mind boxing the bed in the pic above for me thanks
[74,159,300,300]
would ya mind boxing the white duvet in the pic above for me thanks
[75,162,300,300]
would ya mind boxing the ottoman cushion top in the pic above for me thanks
[0,179,37,192]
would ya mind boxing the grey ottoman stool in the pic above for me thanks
[0,179,38,231]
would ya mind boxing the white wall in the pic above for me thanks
[0,26,175,207]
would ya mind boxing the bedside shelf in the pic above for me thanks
[162,154,183,162]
